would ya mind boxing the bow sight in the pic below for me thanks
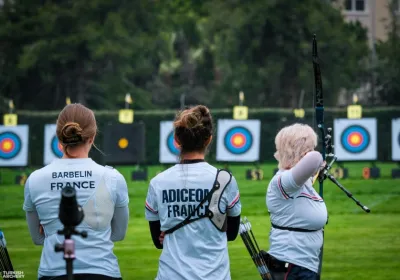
[316,127,371,213]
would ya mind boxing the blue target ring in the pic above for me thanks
[166,131,180,155]
[340,125,370,154]
[0,132,22,160]
[51,136,63,158]
[224,126,253,155]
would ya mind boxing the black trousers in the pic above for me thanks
[39,274,122,280]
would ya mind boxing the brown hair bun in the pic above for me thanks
[61,122,83,144]
[173,105,213,154]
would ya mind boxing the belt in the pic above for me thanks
[271,223,321,232]
[260,251,290,273]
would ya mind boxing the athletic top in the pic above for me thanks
[145,162,241,280]
[23,158,129,278]
[266,151,328,273]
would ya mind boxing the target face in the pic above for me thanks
[44,124,63,165]
[0,132,21,160]
[224,127,253,155]
[159,121,179,163]
[392,118,400,161]
[340,125,370,153]
[166,131,180,155]
[51,136,63,158]
[118,137,129,149]
[216,119,261,162]
[334,118,377,161]
[0,125,29,167]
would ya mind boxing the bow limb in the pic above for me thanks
[312,34,326,198]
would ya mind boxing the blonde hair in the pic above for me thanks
[274,123,318,169]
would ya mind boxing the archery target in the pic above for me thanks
[341,125,370,153]
[224,127,253,154]
[217,119,261,162]
[0,125,29,167]
[0,132,21,159]
[167,131,180,156]
[44,124,63,165]
[159,121,180,163]
[392,119,400,161]
[334,118,377,161]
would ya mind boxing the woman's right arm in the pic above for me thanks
[145,180,161,249]
[279,151,324,195]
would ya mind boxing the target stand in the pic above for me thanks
[362,162,380,180]
[331,162,349,180]
[246,163,264,181]
[392,162,400,179]
[103,122,147,181]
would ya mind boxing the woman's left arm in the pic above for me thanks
[111,171,130,242]
[110,205,129,242]
[225,176,241,241]
[25,211,44,245]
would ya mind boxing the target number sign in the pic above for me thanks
[216,119,261,162]
[119,109,134,124]
[3,114,18,126]
[334,118,377,161]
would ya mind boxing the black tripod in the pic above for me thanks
[317,127,370,213]
[55,187,88,280]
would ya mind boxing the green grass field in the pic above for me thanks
[1,162,399,280]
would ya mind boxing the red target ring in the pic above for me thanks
[347,131,363,147]
[230,133,247,149]
[1,138,15,153]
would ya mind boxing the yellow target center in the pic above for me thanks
[233,136,244,146]
[3,141,12,151]
[350,134,361,144]
[118,138,129,149]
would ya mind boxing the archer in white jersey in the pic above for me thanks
[266,124,328,280]
[23,104,129,280]
[145,105,241,280]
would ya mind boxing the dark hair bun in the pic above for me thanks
[196,105,210,117]
[173,105,213,154]
[61,122,83,144]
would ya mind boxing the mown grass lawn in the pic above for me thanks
[1,162,399,279]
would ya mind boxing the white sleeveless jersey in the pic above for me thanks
[266,170,328,273]
[23,158,129,278]
[145,162,241,280]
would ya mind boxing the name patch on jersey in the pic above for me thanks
[163,188,209,218]
[50,170,95,190]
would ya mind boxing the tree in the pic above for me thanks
[375,0,400,105]
[203,0,370,107]
[0,0,162,110]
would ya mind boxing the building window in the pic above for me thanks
[393,0,400,12]
[345,0,366,11]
